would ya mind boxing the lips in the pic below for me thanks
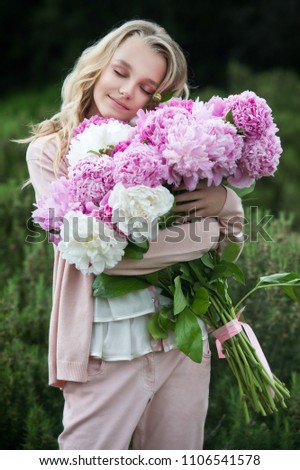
[109,95,130,111]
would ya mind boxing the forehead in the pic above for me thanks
[112,36,166,82]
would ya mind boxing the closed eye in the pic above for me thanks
[141,87,152,95]
[114,69,126,77]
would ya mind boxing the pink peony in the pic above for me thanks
[32,177,80,243]
[68,155,115,207]
[110,139,132,157]
[205,91,282,187]
[113,141,168,187]
[162,113,214,189]
[159,97,195,113]
[225,91,274,138]
[207,91,275,138]
[205,120,244,186]
[135,105,192,152]
[205,96,227,117]
[163,116,243,189]
[228,126,282,187]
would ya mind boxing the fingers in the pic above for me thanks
[171,182,226,221]
[173,180,208,192]
[173,199,202,213]
[173,191,201,204]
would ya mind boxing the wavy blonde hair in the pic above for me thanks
[24,19,189,171]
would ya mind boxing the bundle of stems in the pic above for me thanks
[196,272,289,421]
[143,246,299,420]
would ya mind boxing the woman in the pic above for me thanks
[25,19,244,450]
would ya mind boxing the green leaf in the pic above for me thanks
[281,285,300,304]
[179,263,194,283]
[124,246,144,259]
[187,259,208,284]
[257,272,300,286]
[161,90,175,103]
[211,261,245,284]
[235,272,300,310]
[200,252,215,269]
[124,239,149,259]
[175,308,203,363]
[225,181,256,198]
[257,272,300,304]
[129,238,149,251]
[191,287,210,316]
[221,243,242,263]
[214,279,230,302]
[142,271,160,286]
[225,109,234,125]
[174,276,188,315]
[147,313,168,340]
[92,273,150,298]
[157,307,175,331]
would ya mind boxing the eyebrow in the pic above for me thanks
[114,59,159,87]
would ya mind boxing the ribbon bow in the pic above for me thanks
[212,308,274,395]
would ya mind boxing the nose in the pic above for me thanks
[119,81,134,98]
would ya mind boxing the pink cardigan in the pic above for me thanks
[26,134,244,387]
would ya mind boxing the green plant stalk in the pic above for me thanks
[204,296,268,407]
[207,296,264,412]
[224,351,251,423]
[204,286,290,416]
[224,338,264,413]
[234,281,298,312]
[218,328,289,412]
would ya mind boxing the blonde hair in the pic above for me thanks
[25,19,189,170]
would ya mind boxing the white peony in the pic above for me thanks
[58,210,128,275]
[108,182,174,241]
[67,121,133,167]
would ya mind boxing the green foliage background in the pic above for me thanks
[0,63,300,449]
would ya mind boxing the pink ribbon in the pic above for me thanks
[212,309,274,395]
[212,318,242,358]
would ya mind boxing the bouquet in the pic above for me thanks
[33,91,282,272]
[117,248,298,420]
[32,90,299,418]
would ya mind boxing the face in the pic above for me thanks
[89,36,167,122]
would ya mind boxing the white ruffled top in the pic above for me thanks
[90,287,208,361]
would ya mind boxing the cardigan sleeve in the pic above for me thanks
[105,186,244,276]
[26,134,68,200]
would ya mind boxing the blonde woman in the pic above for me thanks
[25,19,244,450]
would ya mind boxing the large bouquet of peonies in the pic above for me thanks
[32,91,299,419]
[33,91,282,275]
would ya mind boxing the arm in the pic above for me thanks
[172,181,244,255]
[26,134,68,200]
[106,187,244,276]
[216,186,244,256]
[105,217,220,275]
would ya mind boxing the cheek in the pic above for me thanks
[92,82,101,103]
[134,94,150,111]
[93,73,111,97]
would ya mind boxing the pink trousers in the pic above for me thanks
[58,346,211,450]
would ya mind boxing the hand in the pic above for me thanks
[172,180,227,222]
